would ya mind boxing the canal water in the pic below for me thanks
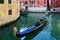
[0,13,60,40]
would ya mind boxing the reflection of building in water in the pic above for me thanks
[0,0,20,19]
[21,0,47,7]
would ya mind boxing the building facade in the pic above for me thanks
[21,0,47,7]
[21,0,60,8]
[0,0,20,19]
[51,0,60,8]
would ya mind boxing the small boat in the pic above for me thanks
[20,11,28,15]
[13,14,48,38]
[20,6,28,15]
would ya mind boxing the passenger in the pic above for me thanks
[40,19,45,23]
[35,18,44,26]
[40,16,47,23]
[35,21,40,26]
[40,19,43,21]
[42,20,45,23]
[42,15,47,20]
[35,15,47,26]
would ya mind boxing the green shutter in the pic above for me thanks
[0,0,4,4]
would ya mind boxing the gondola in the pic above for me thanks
[13,14,48,38]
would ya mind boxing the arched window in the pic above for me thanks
[25,1,28,4]
[0,0,4,4]
[8,0,12,4]
[8,10,12,15]
[54,0,56,7]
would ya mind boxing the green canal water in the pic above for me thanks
[0,13,60,40]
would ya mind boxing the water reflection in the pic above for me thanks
[51,13,60,40]
[21,13,60,40]
[0,13,60,40]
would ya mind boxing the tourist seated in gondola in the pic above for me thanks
[35,18,44,26]
[40,19,44,23]
[39,18,46,24]
[40,15,47,23]
[35,19,44,26]
[35,21,41,26]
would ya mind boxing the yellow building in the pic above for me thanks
[0,0,20,18]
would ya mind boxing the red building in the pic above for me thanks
[21,0,47,7]
[21,0,60,9]
[51,0,60,8]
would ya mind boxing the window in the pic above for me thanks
[25,1,28,4]
[8,10,12,15]
[0,0,4,4]
[54,0,56,8]
[54,3,56,7]
[54,0,56,2]
[8,0,11,4]
[31,0,35,6]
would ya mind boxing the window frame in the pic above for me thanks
[8,0,12,4]
[0,0,4,4]
[8,10,12,15]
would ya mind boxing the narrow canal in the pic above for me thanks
[0,13,60,40]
